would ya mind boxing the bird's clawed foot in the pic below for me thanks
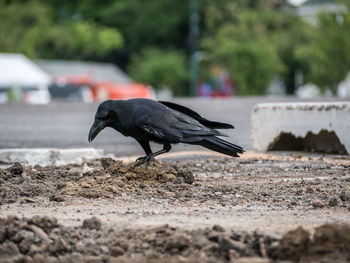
[134,154,155,168]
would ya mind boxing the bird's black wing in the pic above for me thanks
[159,101,234,129]
[137,122,183,143]
[135,104,228,146]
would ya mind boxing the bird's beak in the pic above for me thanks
[88,119,106,142]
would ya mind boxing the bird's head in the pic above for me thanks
[88,100,119,142]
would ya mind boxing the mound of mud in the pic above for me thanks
[0,159,194,204]
[1,216,349,263]
[104,158,181,183]
[269,224,350,262]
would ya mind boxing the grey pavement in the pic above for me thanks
[0,97,345,156]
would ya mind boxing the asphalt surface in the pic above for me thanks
[0,96,344,156]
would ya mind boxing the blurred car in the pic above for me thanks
[92,82,155,101]
[49,75,93,103]
[49,75,154,102]
[49,83,94,103]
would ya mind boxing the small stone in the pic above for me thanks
[268,226,310,261]
[82,163,94,174]
[212,225,225,232]
[100,157,115,169]
[165,234,189,251]
[174,177,184,184]
[312,199,326,208]
[49,194,65,202]
[112,239,129,251]
[7,162,24,175]
[18,240,30,254]
[340,191,349,201]
[110,246,124,256]
[82,217,101,230]
[100,245,109,254]
[14,230,37,244]
[328,197,339,207]
[48,237,69,255]
[177,170,194,184]
[75,241,85,252]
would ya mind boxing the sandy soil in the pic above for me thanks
[1,151,350,262]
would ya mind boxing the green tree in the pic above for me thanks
[269,15,314,94]
[296,7,350,94]
[98,0,189,53]
[0,0,123,59]
[0,0,50,55]
[129,48,189,96]
[201,3,285,95]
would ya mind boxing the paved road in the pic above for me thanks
[0,97,344,156]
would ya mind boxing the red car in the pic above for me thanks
[91,81,154,101]
[49,75,154,102]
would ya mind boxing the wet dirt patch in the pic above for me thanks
[0,158,194,203]
[1,154,350,210]
[1,216,349,263]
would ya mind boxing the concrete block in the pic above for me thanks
[0,148,104,166]
[251,102,350,154]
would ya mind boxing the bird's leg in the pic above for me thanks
[135,140,152,164]
[135,143,171,168]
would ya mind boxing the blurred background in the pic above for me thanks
[0,0,349,155]
[0,0,350,103]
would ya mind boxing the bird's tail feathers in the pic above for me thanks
[199,136,244,157]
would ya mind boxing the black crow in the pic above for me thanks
[88,99,244,167]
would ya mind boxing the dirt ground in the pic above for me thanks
[1,151,350,262]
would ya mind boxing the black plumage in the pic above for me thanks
[88,99,244,167]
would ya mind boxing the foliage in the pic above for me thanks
[97,0,189,53]
[0,1,50,55]
[0,1,123,59]
[49,0,189,65]
[129,48,189,96]
[296,7,350,93]
[269,16,314,94]
[201,3,285,95]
